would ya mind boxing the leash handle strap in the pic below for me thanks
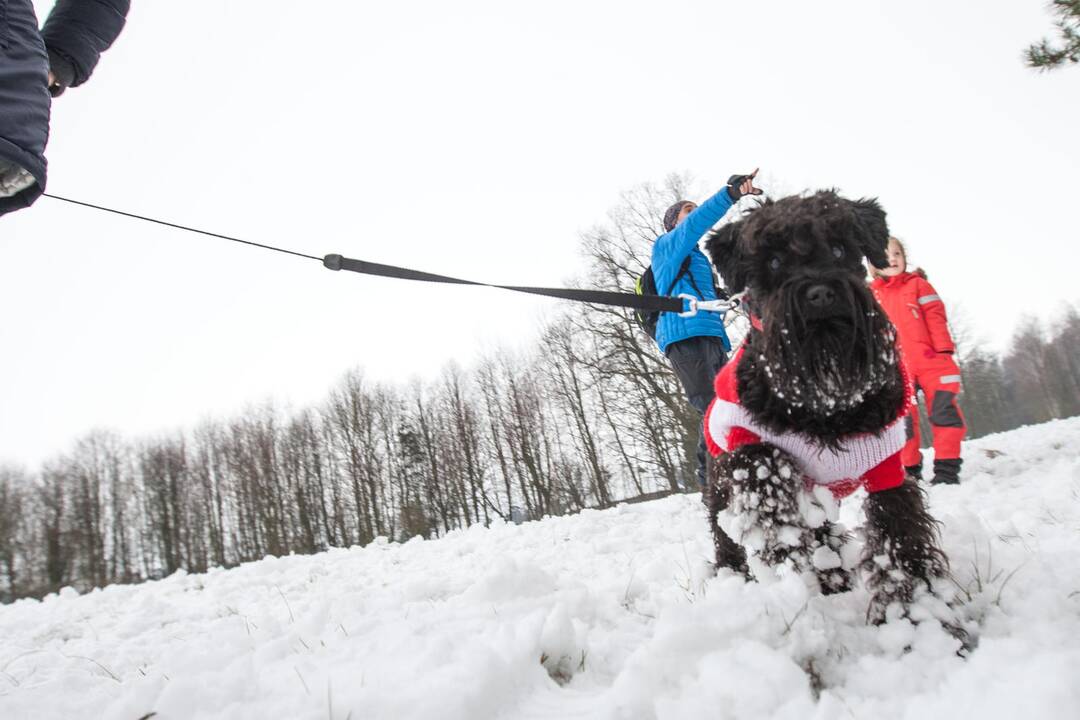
[323,253,694,314]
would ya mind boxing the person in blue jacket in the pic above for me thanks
[653,169,762,488]
[0,0,131,216]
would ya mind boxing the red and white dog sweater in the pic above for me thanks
[704,344,911,499]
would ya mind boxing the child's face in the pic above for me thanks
[878,239,906,277]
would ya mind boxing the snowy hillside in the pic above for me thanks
[2,419,1079,720]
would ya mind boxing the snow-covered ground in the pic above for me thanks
[2,419,1079,720]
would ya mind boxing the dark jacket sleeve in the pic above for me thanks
[40,0,131,87]
[0,0,51,215]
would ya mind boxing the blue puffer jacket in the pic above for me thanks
[0,0,130,217]
[651,188,736,353]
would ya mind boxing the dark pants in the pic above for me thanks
[665,336,728,488]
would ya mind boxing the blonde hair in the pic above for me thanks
[868,236,908,279]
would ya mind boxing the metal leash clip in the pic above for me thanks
[677,294,699,318]
[696,297,742,314]
[680,292,744,317]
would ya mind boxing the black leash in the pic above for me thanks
[43,193,322,263]
[320,254,686,312]
[42,193,689,314]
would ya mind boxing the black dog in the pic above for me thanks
[702,190,949,624]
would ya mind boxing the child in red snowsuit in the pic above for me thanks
[870,238,965,485]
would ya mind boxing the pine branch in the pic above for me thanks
[1026,0,1080,70]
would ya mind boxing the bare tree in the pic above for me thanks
[439,364,490,526]
[541,319,613,505]
[1002,317,1057,425]
[191,422,229,568]
[0,467,29,601]
[38,465,70,592]
[138,437,188,576]
[476,354,520,520]
[1043,304,1080,419]
[326,372,384,545]
[565,174,718,492]
[956,345,1012,438]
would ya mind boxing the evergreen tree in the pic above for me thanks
[1026,1,1080,70]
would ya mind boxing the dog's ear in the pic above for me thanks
[705,221,747,293]
[848,197,889,269]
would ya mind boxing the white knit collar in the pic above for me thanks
[707,399,905,486]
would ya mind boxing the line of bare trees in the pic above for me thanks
[945,306,1080,439]
[2,176,1078,603]
[0,177,702,603]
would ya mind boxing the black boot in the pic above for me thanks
[931,458,962,485]
[904,462,923,481]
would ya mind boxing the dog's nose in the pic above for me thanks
[806,284,836,308]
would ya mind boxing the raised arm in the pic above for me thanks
[653,190,731,272]
[653,169,762,274]
[41,0,131,94]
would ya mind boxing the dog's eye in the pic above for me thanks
[769,256,781,272]
[832,245,845,259]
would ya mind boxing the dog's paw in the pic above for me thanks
[725,445,802,511]
[864,572,973,657]
[861,482,950,624]
[705,469,751,578]
[713,528,751,578]
[723,445,816,569]
[861,547,950,625]
[818,567,853,595]
[863,568,914,626]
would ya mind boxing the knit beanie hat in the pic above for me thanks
[663,201,691,232]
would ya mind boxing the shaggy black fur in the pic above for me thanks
[707,191,907,449]
[703,459,749,577]
[702,191,950,621]
[709,444,854,593]
[860,480,948,618]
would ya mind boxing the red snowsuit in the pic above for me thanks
[870,272,966,465]
[703,345,910,499]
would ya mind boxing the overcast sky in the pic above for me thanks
[2,0,1077,468]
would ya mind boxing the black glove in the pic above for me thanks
[726,173,763,202]
[46,48,76,98]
